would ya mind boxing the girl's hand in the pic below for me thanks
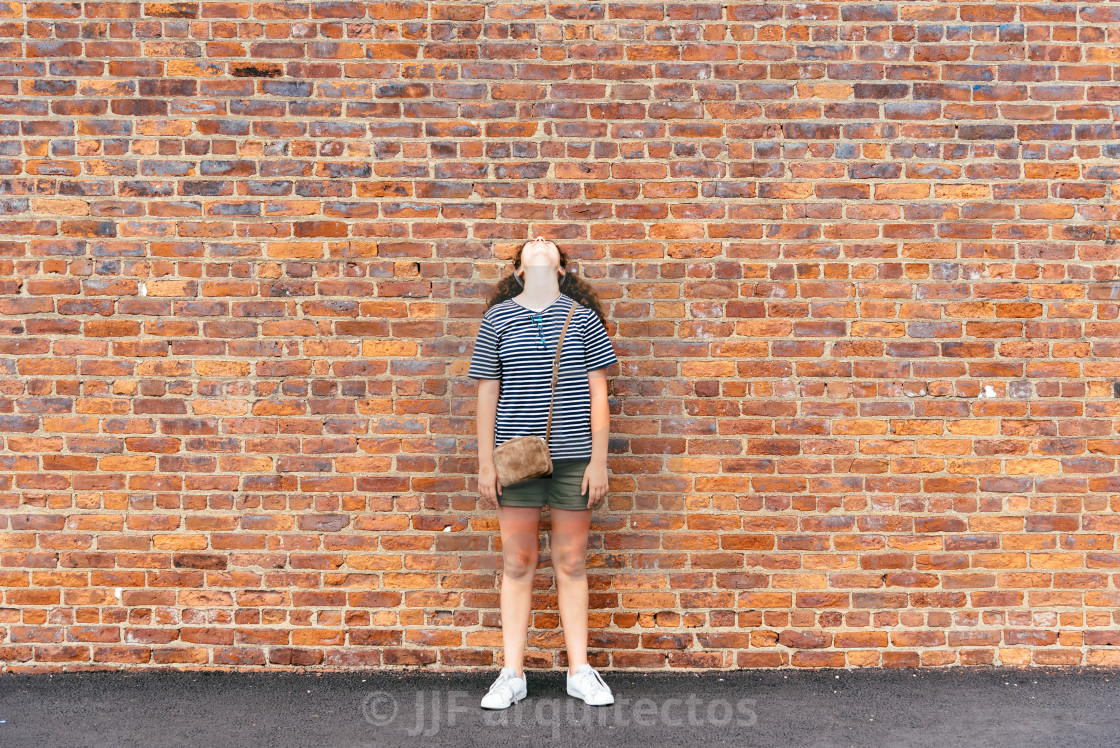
[582,460,609,509]
[479,461,501,509]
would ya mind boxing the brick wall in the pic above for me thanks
[3,1,1120,672]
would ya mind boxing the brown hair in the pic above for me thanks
[484,242,610,328]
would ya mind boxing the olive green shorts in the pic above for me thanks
[498,458,592,511]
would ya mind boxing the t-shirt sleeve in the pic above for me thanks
[467,314,502,380]
[582,310,618,372]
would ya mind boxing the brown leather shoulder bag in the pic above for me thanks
[493,298,577,488]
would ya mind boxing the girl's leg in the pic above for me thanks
[548,506,593,675]
[497,504,543,676]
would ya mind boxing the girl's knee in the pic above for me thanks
[503,546,539,579]
[552,548,587,579]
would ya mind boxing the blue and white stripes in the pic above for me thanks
[468,292,619,460]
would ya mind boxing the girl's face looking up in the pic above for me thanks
[518,236,562,281]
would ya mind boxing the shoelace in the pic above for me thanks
[574,667,610,696]
[488,670,519,697]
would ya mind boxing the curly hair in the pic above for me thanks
[484,242,610,328]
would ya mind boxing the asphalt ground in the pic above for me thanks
[0,665,1116,748]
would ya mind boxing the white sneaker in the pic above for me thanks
[566,663,614,706]
[480,666,527,709]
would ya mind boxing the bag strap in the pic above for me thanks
[545,299,577,444]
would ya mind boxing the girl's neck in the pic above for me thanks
[516,276,561,309]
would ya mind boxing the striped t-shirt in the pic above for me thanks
[468,292,619,460]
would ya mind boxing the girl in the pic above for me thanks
[468,236,619,710]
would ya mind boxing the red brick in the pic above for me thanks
[0,1,1115,676]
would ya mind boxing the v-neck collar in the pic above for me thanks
[510,292,566,313]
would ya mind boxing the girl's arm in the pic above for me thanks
[476,378,502,506]
[582,309,618,508]
[583,368,611,508]
[476,378,500,466]
[588,368,610,467]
